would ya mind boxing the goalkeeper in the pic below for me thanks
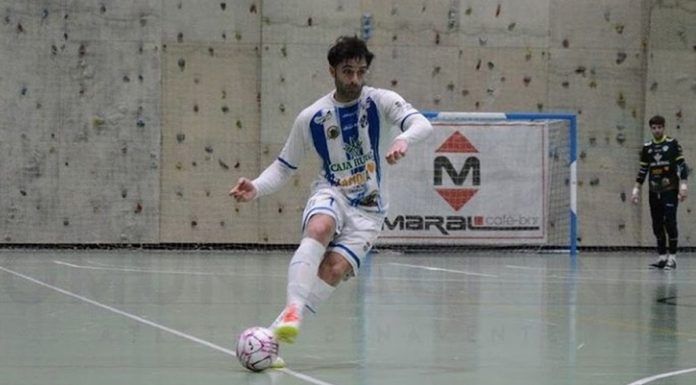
[631,115,689,270]
[230,36,433,350]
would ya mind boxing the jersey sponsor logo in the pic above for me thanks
[433,132,480,211]
[342,122,357,131]
[313,110,333,125]
[340,111,357,119]
[359,114,368,128]
[344,137,363,158]
[329,152,374,172]
[339,171,368,187]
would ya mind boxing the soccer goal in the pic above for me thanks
[378,112,578,256]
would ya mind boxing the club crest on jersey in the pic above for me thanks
[327,125,340,139]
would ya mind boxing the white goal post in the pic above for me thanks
[378,112,578,256]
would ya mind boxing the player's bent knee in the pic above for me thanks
[318,256,352,286]
[304,215,336,241]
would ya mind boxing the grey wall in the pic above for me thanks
[1,0,694,247]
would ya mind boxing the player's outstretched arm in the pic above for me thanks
[385,139,408,165]
[386,114,433,165]
[229,177,258,202]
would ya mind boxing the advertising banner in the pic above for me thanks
[379,121,549,245]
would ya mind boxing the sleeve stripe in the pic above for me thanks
[277,157,298,170]
[399,112,420,131]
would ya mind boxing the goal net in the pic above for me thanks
[377,112,577,255]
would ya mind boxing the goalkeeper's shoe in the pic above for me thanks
[650,257,667,269]
[272,303,302,344]
[664,259,677,270]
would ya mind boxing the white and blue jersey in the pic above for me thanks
[277,86,422,213]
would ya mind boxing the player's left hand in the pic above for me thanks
[385,139,408,165]
[229,177,257,202]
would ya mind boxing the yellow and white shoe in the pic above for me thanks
[271,303,302,344]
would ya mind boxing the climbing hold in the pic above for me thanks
[361,13,373,41]
[616,92,626,108]
[616,52,626,65]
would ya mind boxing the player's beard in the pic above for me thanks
[335,80,362,102]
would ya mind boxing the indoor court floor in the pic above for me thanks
[1,248,695,385]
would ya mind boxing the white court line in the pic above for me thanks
[53,260,221,275]
[53,260,284,278]
[0,265,337,385]
[505,264,544,270]
[627,368,696,385]
[389,262,498,277]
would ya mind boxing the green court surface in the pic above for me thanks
[1,249,695,385]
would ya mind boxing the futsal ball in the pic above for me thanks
[236,326,279,372]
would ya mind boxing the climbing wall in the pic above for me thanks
[159,1,261,243]
[365,0,551,112]
[1,0,694,247]
[642,2,696,247]
[547,0,648,246]
[0,1,162,243]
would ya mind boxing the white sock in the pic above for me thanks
[305,278,336,313]
[668,254,676,262]
[658,255,667,261]
[286,238,326,306]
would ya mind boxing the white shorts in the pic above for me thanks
[301,188,384,276]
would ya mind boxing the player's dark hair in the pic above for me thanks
[327,36,374,68]
[649,115,665,126]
